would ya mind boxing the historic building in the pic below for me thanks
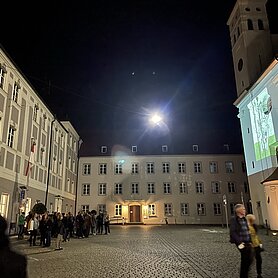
[227,0,278,229]
[77,152,249,225]
[0,46,80,232]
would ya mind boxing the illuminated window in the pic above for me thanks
[115,204,122,216]
[148,204,156,216]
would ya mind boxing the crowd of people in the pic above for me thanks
[17,210,111,250]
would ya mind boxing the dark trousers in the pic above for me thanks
[104,222,110,234]
[254,246,262,275]
[29,229,37,246]
[18,225,24,239]
[239,245,254,278]
[45,231,51,247]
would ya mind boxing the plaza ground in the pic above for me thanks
[10,225,278,278]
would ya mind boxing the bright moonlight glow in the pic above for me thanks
[150,114,162,125]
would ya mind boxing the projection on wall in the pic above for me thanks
[247,87,276,161]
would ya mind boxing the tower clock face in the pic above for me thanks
[238,58,243,71]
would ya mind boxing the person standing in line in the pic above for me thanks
[55,213,64,250]
[0,216,27,278]
[45,214,52,247]
[246,214,264,278]
[230,204,254,278]
[90,210,97,236]
[17,211,25,240]
[104,211,110,235]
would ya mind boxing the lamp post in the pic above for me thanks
[223,194,229,230]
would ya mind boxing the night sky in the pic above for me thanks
[1,0,277,156]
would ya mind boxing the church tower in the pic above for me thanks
[227,0,274,97]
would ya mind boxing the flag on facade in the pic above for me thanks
[25,140,36,176]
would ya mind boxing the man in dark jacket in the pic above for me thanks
[0,215,27,278]
[230,204,254,278]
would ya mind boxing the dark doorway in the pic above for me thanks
[129,205,141,222]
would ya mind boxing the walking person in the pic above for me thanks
[17,211,25,239]
[246,214,264,278]
[230,204,254,278]
[0,216,27,278]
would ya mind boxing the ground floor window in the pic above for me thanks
[181,203,189,215]
[0,193,9,218]
[81,205,89,213]
[213,203,222,215]
[197,203,205,215]
[115,204,122,216]
[98,204,106,213]
[164,203,172,216]
[148,204,156,216]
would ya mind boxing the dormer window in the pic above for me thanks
[162,145,168,153]
[131,145,137,153]
[193,145,199,152]
[101,146,107,154]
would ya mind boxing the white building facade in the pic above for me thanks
[0,47,80,232]
[78,154,249,225]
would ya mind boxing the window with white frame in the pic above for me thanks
[83,163,91,175]
[147,183,155,194]
[98,183,107,195]
[228,182,236,193]
[211,181,220,194]
[33,104,39,122]
[163,183,171,194]
[225,161,234,173]
[131,163,139,174]
[98,204,106,213]
[178,162,186,173]
[194,162,202,173]
[7,126,15,148]
[209,161,218,173]
[213,203,222,215]
[148,204,156,216]
[115,163,123,174]
[131,145,137,153]
[12,82,20,103]
[67,178,70,192]
[0,66,6,89]
[0,193,9,218]
[241,161,246,173]
[164,203,172,216]
[115,183,122,194]
[147,162,154,174]
[192,144,199,152]
[101,146,107,153]
[179,182,188,194]
[81,205,89,213]
[181,203,189,215]
[162,162,170,173]
[82,184,90,196]
[223,144,230,151]
[99,163,107,175]
[115,204,122,216]
[195,181,204,193]
[197,203,205,215]
[162,145,168,152]
[131,183,139,194]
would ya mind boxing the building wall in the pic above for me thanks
[0,48,79,229]
[77,154,249,225]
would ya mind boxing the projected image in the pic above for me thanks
[247,88,276,161]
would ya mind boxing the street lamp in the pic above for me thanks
[223,194,229,230]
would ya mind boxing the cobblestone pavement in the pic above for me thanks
[10,225,278,278]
